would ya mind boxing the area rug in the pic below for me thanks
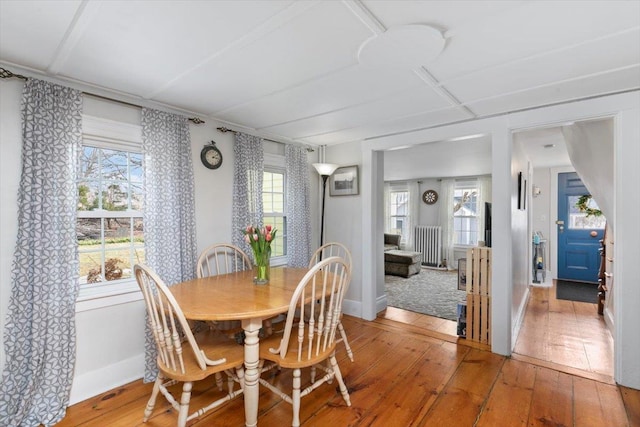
[385,268,466,321]
[556,280,598,304]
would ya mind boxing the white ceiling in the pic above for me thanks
[1,1,639,149]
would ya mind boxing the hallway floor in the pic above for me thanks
[379,279,614,383]
[514,281,613,380]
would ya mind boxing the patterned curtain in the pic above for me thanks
[285,145,312,267]
[0,79,82,426]
[231,133,264,258]
[141,108,197,381]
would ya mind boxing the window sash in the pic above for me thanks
[263,168,286,261]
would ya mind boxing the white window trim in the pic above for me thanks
[77,115,143,310]
[453,180,480,247]
[264,153,287,266]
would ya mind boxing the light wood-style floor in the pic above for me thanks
[56,293,639,427]
[514,282,614,380]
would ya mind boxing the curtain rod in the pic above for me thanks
[0,66,205,125]
[217,126,315,152]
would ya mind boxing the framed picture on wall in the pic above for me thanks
[330,165,359,196]
[518,171,527,210]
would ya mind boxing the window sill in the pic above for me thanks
[76,279,142,313]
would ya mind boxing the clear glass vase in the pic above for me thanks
[253,247,271,285]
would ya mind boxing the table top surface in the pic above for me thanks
[170,267,310,321]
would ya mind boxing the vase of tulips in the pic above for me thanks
[242,225,277,285]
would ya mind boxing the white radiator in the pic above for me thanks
[414,226,443,267]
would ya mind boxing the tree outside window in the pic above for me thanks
[389,190,410,240]
[77,145,145,286]
[453,186,478,246]
[262,169,286,258]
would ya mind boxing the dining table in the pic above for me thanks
[170,266,310,427]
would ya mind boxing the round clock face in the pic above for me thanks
[201,144,223,169]
[422,189,438,205]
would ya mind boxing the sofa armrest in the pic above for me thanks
[384,233,401,247]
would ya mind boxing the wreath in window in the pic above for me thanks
[576,195,602,217]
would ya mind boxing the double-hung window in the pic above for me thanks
[77,116,144,300]
[386,188,411,237]
[262,166,286,265]
[453,180,479,246]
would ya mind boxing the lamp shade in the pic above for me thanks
[312,163,339,177]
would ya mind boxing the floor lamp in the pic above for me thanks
[313,163,339,249]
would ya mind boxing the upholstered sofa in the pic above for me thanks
[384,249,422,278]
[384,233,401,252]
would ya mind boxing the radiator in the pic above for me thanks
[414,225,443,267]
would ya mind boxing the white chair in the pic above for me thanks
[196,243,252,278]
[308,242,354,362]
[196,243,252,335]
[134,264,244,427]
[258,256,352,427]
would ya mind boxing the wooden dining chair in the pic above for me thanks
[258,256,352,427]
[196,243,252,278]
[134,264,245,427]
[308,242,354,362]
[196,243,251,334]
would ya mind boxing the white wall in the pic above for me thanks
[0,80,22,372]
[323,141,363,316]
[416,179,441,227]
[532,168,552,270]
[335,90,640,388]
[511,138,531,343]
[0,80,322,404]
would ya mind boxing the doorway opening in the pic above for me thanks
[512,118,614,379]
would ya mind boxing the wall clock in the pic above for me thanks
[422,189,438,205]
[200,141,223,169]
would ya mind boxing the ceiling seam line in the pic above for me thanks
[142,0,322,100]
[438,26,640,86]
[364,88,640,142]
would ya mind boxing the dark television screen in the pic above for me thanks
[484,202,492,247]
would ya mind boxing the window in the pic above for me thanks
[77,116,144,301]
[569,195,606,229]
[388,189,410,238]
[77,146,145,288]
[453,183,479,246]
[262,168,286,261]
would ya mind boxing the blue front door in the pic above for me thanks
[557,172,605,283]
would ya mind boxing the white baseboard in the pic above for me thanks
[375,294,387,315]
[342,298,362,318]
[511,286,530,351]
[69,353,144,405]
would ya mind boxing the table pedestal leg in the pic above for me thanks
[241,318,261,427]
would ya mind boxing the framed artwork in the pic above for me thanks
[330,165,359,196]
[518,171,527,210]
[458,258,467,291]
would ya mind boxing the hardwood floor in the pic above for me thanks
[57,303,639,427]
[513,282,614,380]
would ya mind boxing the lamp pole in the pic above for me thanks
[319,174,329,247]
[312,163,339,250]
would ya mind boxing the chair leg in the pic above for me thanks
[215,372,224,391]
[178,381,193,427]
[329,355,351,407]
[143,376,162,421]
[337,321,354,362]
[292,368,301,427]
